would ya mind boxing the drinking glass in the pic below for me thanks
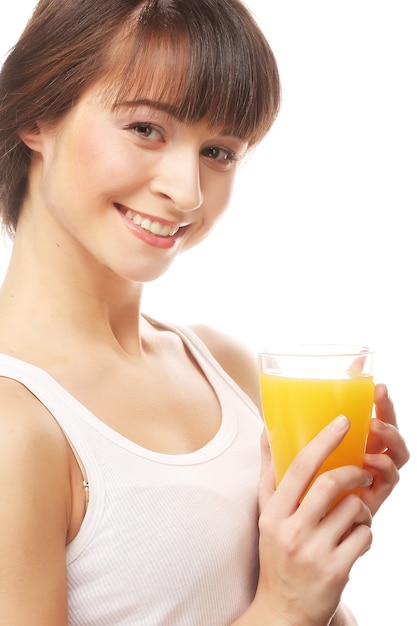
[258,345,374,497]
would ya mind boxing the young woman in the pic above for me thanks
[0,1,409,624]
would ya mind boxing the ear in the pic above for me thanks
[18,123,45,153]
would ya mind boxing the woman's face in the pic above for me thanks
[22,82,247,283]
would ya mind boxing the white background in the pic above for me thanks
[1,2,415,623]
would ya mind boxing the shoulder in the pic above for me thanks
[188,324,262,412]
[0,376,72,530]
[0,376,69,454]
[0,377,71,621]
[0,375,73,505]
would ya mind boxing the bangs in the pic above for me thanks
[101,1,280,145]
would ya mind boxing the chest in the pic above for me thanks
[52,346,222,455]
[66,422,261,625]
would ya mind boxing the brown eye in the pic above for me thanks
[201,144,239,171]
[205,146,221,159]
[130,123,163,141]
[202,146,235,162]
[136,124,152,137]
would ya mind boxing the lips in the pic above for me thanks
[116,204,183,238]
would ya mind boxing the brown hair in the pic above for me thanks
[0,0,280,235]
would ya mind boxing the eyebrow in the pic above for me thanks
[113,99,181,119]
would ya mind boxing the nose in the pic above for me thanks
[150,145,203,213]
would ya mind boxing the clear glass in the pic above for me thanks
[258,345,374,497]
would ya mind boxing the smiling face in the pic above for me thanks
[0,0,280,235]
[19,83,247,283]
[8,0,279,286]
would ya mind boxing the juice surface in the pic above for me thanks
[260,370,374,484]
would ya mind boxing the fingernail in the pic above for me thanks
[376,383,389,400]
[331,414,350,432]
[361,472,374,487]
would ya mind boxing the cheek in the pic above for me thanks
[203,170,236,222]
[75,129,147,197]
[39,129,108,216]
[63,119,126,181]
[72,127,114,177]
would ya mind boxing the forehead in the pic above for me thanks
[105,35,192,113]
[97,20,266,144]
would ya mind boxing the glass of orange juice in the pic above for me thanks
[258,345,374,499]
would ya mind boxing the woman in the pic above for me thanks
[0,1,409,624]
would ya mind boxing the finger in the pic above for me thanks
[335,521,373,570]
[361,453,400,514]
[366,418,410,468]
[300,465,374,526]
[321,492,373,546]
[348,354,366,374]
[374,384,398,428]
[276,415,351,516]
[258,429,276,512]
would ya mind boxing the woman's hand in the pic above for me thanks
[360,383,410,515]
[238,384,409,626]
[252,416,374,626]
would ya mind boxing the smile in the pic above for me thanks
[123,208,181,238]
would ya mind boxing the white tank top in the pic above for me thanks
[0,321,263,625]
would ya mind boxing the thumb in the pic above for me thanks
[258,428,276,512]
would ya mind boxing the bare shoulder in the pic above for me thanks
[0,377,70,623]
[331,603,359,625]
[0,376,69,453]
[188,324,262,412]
[0,376,72,501]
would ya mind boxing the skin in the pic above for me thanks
[0,80,410,625]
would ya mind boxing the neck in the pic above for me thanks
[0,221,147,362]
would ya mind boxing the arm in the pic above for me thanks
[191,326,371,625]
[0,379,71,625]
[238,417,373,626]
[232,602,358,626]
[191,326,409,626]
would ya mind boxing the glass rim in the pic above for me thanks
[258,344,374,358]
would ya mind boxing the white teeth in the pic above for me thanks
[139,217,151,229]
[124,210,180,237]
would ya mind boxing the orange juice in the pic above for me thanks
[260,370,374,486]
